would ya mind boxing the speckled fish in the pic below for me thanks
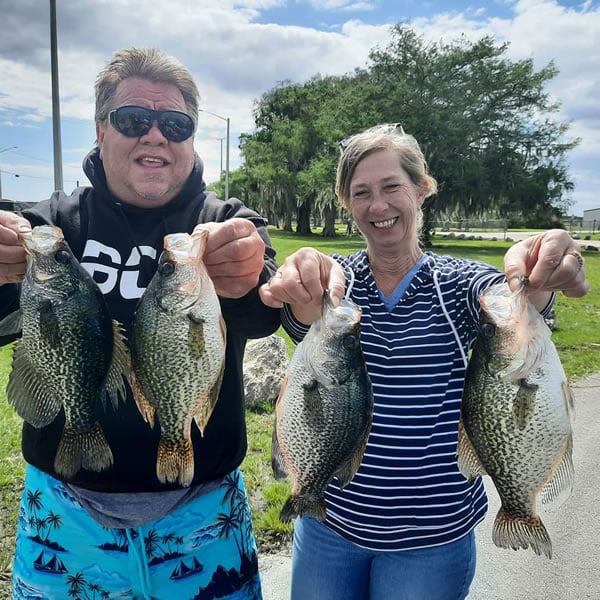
[0,225,129,478]
[271,291,374,523]
[458,279,574,558]
[130,230,226,487]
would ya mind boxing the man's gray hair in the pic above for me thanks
[94,47,200,130]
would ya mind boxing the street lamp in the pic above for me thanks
[0,146,18,200]
[199,109,230,201]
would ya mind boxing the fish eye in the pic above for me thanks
[481,323,495,338]
[54,250,70,264]
[159,262,175,276]
[343,335,358,350]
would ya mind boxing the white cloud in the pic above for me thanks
[1,0,599,213]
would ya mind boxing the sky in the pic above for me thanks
[0,0,599,216]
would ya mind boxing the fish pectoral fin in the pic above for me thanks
[187,311,206,358]
[512,378,538,429]
[38,299,61,348]
[0,309,23,336]
[336,422,371,488]
[456,418,487,480]
[562,381,576,421]
[7,340,62,427]
[130,373,157,428]
[193,365,225,436]
[541,434,575,506]
[102,320,131,410]
[302,381,323,424]
[271,422,289,481]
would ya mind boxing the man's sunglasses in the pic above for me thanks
[108,105,195,142]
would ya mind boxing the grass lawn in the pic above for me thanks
[0,228,598,580]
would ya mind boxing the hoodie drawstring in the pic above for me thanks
[126,528,152,598]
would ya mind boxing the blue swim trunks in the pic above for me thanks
[12,465,262,599]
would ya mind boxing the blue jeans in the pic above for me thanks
[291,516,476,600]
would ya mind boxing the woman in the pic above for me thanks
[259,124,589,600]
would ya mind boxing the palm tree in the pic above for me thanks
[66,572,87,597]
[215,512,242,557]
[44,510,62,542]
[26,489,43,538]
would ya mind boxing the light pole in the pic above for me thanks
[199,109,230,200]
[0,146,18,200]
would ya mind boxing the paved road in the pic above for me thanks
[437,229,600,249]
[259,372,600,600]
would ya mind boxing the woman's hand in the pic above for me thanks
[259,247,347,325]
[504,230,589,310]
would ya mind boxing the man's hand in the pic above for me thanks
[194,218,266,298]
[0,210,31,285]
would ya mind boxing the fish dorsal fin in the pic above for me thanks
[541,434,574,506]
[102,320,130,410]
[456,418,488,480]
[7,340,63,427]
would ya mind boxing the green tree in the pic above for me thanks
[239,26,578,238]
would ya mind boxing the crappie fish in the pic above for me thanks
[0,225,129,478]
[458,279,574,558]
[130,230,226,487]
[272,291,374,523]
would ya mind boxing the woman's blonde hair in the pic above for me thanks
[335,124,438,205]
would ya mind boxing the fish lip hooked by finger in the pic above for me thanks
[567,249,584,272]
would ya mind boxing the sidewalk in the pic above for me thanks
[258,372,600,600]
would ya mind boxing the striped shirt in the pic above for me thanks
[282,250,508,551]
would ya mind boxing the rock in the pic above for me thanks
[243,335,289,408]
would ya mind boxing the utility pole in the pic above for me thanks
[0,146,18,200]
[50,0,63,191]
[199,109,230,200]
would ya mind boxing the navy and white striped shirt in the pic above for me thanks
[282,250,507,551]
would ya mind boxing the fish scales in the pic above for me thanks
[459,281,574,559]
[130,230,226,487]
[0,225,129,478]
[272,292,374,523]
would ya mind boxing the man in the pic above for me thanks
[0,47,279,599]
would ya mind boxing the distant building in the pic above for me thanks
[0,200,36,213]
[583,208,600,231]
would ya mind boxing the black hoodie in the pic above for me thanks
[0,148,280,492]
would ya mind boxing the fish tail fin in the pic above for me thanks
[492,507,552,559]
[279,494,327,524]
[156,438,194,487]
[55,422,114,479]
